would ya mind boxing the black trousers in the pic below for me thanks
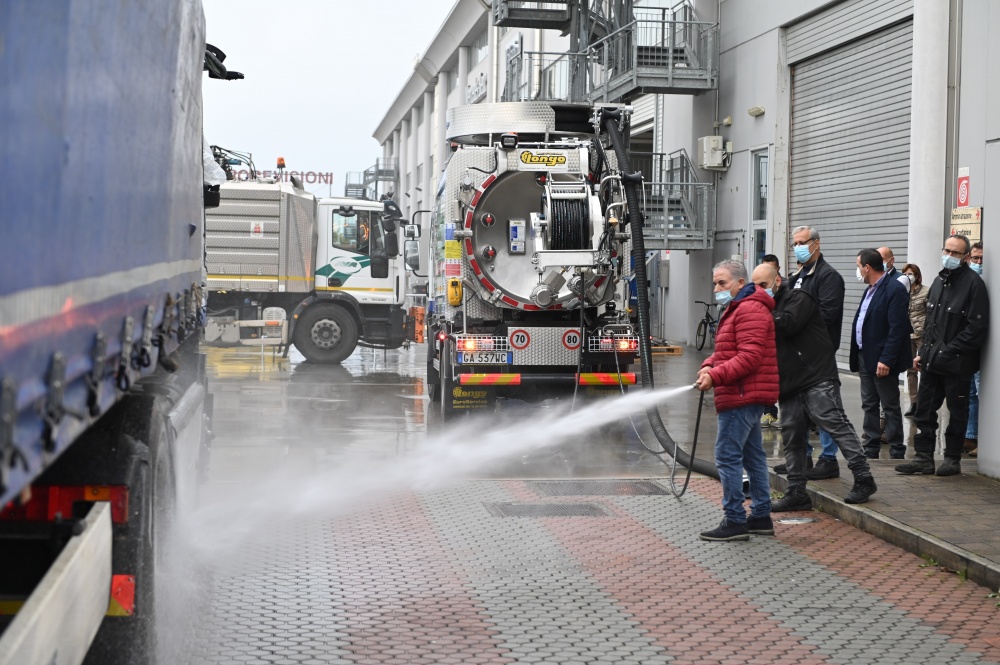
[913,369,972,459]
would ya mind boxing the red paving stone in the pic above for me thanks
[326,493,513,663]
[505,480,834,665]
[688,477,1000,663]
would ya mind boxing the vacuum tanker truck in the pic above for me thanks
[427,102,640,419]
[0,4,230,663]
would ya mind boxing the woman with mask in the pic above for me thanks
[900,264,928,417]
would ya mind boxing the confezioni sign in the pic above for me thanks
[233,170,334,185]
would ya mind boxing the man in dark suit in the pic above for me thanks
[850,248,913,459]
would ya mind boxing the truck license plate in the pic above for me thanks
[457,351,512,364]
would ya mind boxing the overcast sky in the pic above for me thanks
[203,1,457,197]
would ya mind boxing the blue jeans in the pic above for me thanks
[715,405,770,523]
[966,371,980,440]
[805,428,838,461]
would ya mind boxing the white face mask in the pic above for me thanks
[856,267,865,282]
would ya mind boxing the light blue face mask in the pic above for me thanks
[941,255,962,271]
[764,288,774,298]
[715,289,733,306]
[793,242,813,264]
[971,262,983,275]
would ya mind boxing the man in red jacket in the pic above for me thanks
[695,260,780,541]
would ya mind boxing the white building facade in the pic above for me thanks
[373,0,996,471]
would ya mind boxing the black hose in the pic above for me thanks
[603,114,718,481]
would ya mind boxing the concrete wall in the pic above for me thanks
[959,0,1000,477]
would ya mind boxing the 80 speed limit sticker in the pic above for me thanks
[562,330,582,350]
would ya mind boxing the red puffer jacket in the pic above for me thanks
[701,285,780,412]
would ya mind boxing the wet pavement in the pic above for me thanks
[168,343,1000,664]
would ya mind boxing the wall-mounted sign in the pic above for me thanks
[466,72,487,104]
[950,206,982,245]
[957,166,970,207]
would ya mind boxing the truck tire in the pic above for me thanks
[293,303,359,364]
[427,333,441,403]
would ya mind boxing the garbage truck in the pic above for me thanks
[0,4,229,664]
[427,102,640,419]
[203,180,421,363]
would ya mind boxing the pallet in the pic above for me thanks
[651,344,683,356]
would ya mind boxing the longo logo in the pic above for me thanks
[453,387,487,399]
[519,151,567,168]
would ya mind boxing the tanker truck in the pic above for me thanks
[427,102,640,419]
[203,179,421,363]
[0,4,226,664]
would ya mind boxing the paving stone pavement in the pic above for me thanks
[173,477,1000,665]
[177,345,1000,664]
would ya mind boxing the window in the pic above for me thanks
[470,32,489,67]
[751,150,768,222]
[332,208,376,256]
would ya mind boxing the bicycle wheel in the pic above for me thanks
[695,319,708,350]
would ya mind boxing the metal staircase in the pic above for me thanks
[590,3,718,102]
[632,149,714,250]
[344,158,398,200]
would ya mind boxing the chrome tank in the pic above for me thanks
[432,140,620,317]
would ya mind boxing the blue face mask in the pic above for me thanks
[715,289,733,307]
[971,262,983,275]
[793,243,814,264]
[764,288,774,298]
[942,255,962,271]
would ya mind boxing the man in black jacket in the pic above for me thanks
[896,235,990,476]
[850,249,913,460]
[752,264,876,510]
[787,225,845,480]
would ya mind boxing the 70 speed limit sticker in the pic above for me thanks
[562,330,582,350]
[509,329,531,350]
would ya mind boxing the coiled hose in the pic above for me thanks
[602,112,719,483]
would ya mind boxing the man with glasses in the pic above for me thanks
[787,226,845,480]
[965,242,984,456]
[896,235,990,476]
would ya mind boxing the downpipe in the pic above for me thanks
[602,111,718,483]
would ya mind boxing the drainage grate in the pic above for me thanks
[529,480,669,496]
[484,502,613,518]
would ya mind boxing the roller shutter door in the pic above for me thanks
[788,19,913,366]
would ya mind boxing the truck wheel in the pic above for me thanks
[294,303,359,364]
[439,338,456,420]
[427,331,441,402]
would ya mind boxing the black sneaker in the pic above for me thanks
[771,489,812,512]
[773,457,812,475]
[844,475,877,504]
[747,515,774,535]
[805,457,840,480]
[699,518,750,542]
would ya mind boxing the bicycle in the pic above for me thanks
[694,300,719,350]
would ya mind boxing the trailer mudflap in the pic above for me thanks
[0,502,112,665]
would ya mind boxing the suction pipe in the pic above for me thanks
[602,111,718,480]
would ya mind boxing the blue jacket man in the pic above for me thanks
[849,248,913,459]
